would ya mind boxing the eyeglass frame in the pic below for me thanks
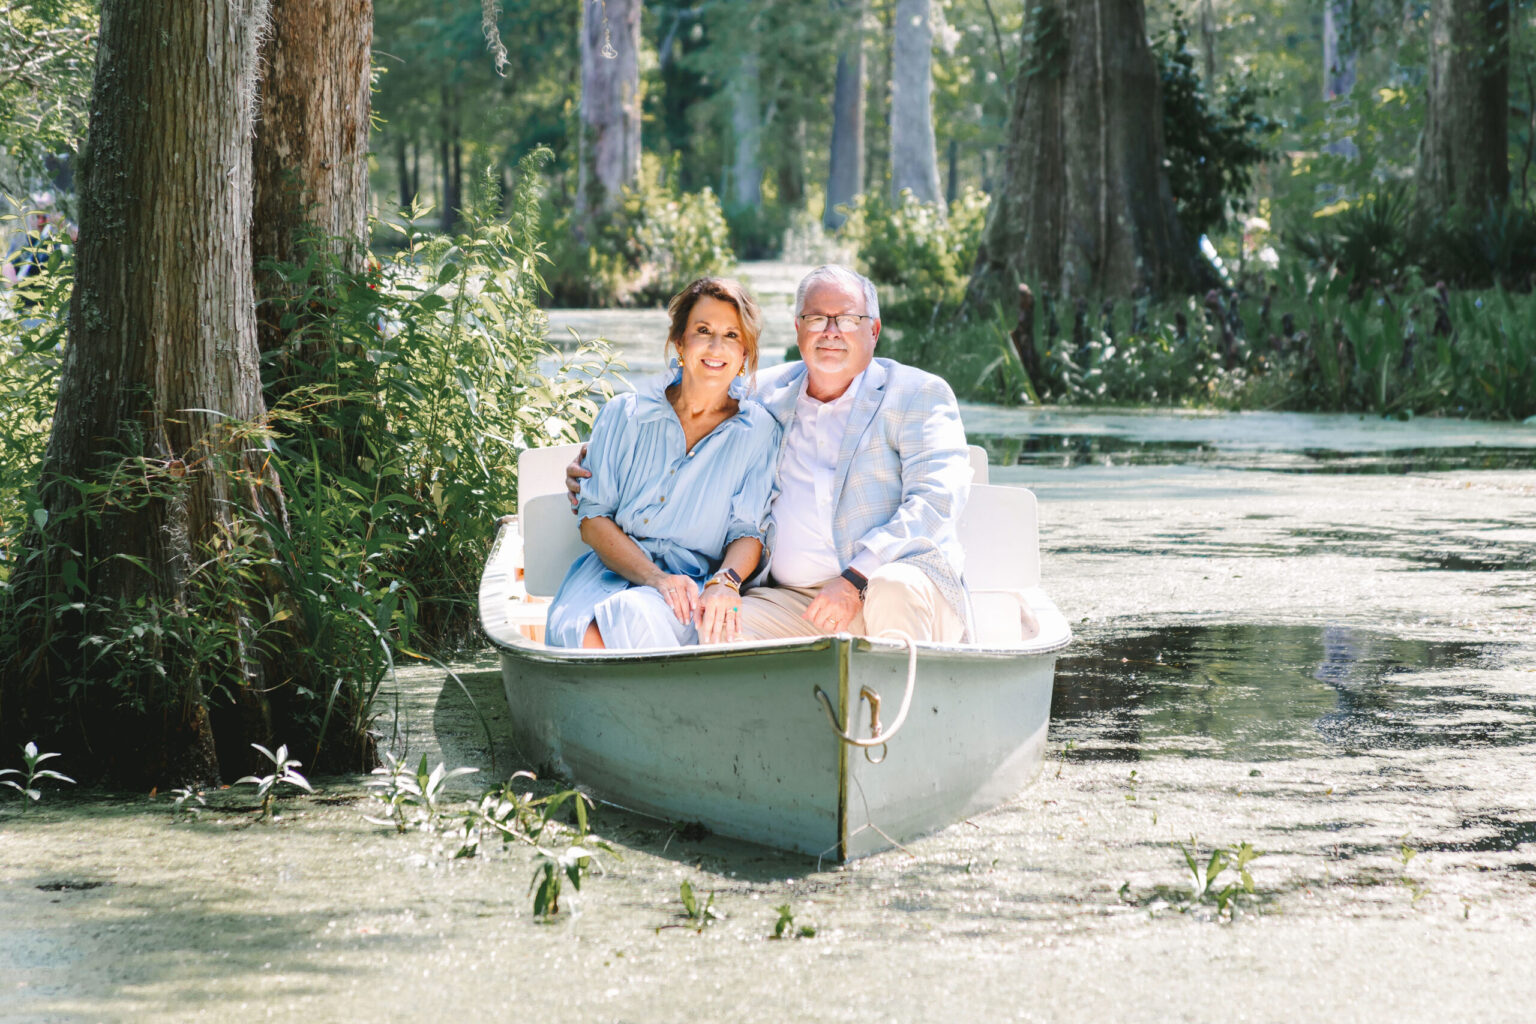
[796,312,876,332]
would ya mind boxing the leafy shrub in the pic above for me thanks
[1155,18,1281,240]
[898,269,1536,421]
[543,158,734,307]
[842,187,989,318]
[0,152,615,777]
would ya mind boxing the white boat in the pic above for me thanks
[478,442,1071,862]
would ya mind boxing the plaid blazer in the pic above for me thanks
[755,357,974,638]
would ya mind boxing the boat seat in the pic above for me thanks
[517,444,1013,606]
[957,483,1041,644]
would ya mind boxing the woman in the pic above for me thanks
[545,277,781,649]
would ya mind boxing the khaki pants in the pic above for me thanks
[739,563,964,643]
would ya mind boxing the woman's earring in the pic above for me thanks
[737,363,747,377]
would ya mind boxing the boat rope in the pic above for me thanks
[813,629,919,764]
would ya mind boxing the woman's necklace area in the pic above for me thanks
[666,383,738,451]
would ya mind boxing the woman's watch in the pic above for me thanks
[707,567,742,592]
[840,567,869,602]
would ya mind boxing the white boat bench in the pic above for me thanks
[503,442,1044,646]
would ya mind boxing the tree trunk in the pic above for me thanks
[966,0,1207,304]
[776,117,807,207]
[1322,0,1359,158]
[946,137,958,204]
[730,49,762,210]
[1417,0,1510,219]
[890,0,941,203]
[577,0,641,221]
[251,0,373,358]
[865,0,893,194]
[2,0,278,786]
[825,12,867,230]
[396,135,413,210]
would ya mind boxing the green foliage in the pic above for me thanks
[0,740,74,803]
[1154,18,1281,240]
[234,742,314,820]
[0,152,613,776]
[898,266,1536,421]
[365,751,479,833]
[543,158,734,307]
[0,1,95,193]
[771,903,815,939]
[843,187,989,316]
[677,879,721,931]
[1175,835,1262,919]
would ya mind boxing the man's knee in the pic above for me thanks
[866,561,933,626]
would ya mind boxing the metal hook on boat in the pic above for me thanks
[812,630,918,763]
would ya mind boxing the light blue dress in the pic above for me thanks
[546,367,782,649]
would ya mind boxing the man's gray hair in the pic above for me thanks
[794,264,881,322]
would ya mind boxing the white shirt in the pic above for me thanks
[770,370,879,587]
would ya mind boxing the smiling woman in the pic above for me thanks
[544,278,782,651]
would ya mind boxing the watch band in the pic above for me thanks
[840,567,869,601]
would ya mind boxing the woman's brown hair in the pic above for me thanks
[665,277,763,376]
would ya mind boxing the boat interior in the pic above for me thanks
[480,441,1071,656]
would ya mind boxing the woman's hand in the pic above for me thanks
[697,582,741,644]
[646,572,700,625]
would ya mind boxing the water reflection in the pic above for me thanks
[972,432,1536,474]
[1051,624,1529,762]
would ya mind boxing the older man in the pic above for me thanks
[737,264,970,642]
[570,264,971,643]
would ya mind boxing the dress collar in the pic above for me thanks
[634,360,754,427]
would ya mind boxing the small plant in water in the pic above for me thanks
[168,787,207,822]
[234,743,313,819]
[365,752,478,833]
[1175,835,1262,918]
[677,879,721,932]
[530,843,599,920]
[771,903,816,939]
[0,742,75,804]
[1397,841,1430,905]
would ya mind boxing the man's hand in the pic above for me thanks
[803,576,862,634]
[565,442,590,512]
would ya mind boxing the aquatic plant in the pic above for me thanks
[1174,835,1263,919]
[771,903,816,940]
[1397,841,1430,906]
[365,752,478,834]
[234,743,313,820]
[0,741,75,804]
[167,787,206,823]
[677,879,721,932]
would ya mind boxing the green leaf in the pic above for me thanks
[32,507,47,530]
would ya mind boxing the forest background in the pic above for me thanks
[0,0,1533,787]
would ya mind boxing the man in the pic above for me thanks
[3,209,52,308]
[570,264,972,643]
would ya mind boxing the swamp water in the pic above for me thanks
[4,298,1536,1020]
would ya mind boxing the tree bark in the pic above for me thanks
[2,0,277,785]
[251,0,373,358]
[966,0,1207,304]
[825,11,867,230]
[1417,0,1510,219]
[1322,0,1359,158]
[730,49,762,210]
[577,0,642,221]
[890,0,941,203]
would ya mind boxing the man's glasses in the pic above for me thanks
[798,313,874,332]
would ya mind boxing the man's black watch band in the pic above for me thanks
[840,567,869,601]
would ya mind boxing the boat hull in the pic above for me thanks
[495,633,1059,861]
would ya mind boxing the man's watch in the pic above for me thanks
[707,567,742,592]
[840,567,869,602]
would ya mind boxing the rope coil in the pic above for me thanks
[813,630,919,764]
